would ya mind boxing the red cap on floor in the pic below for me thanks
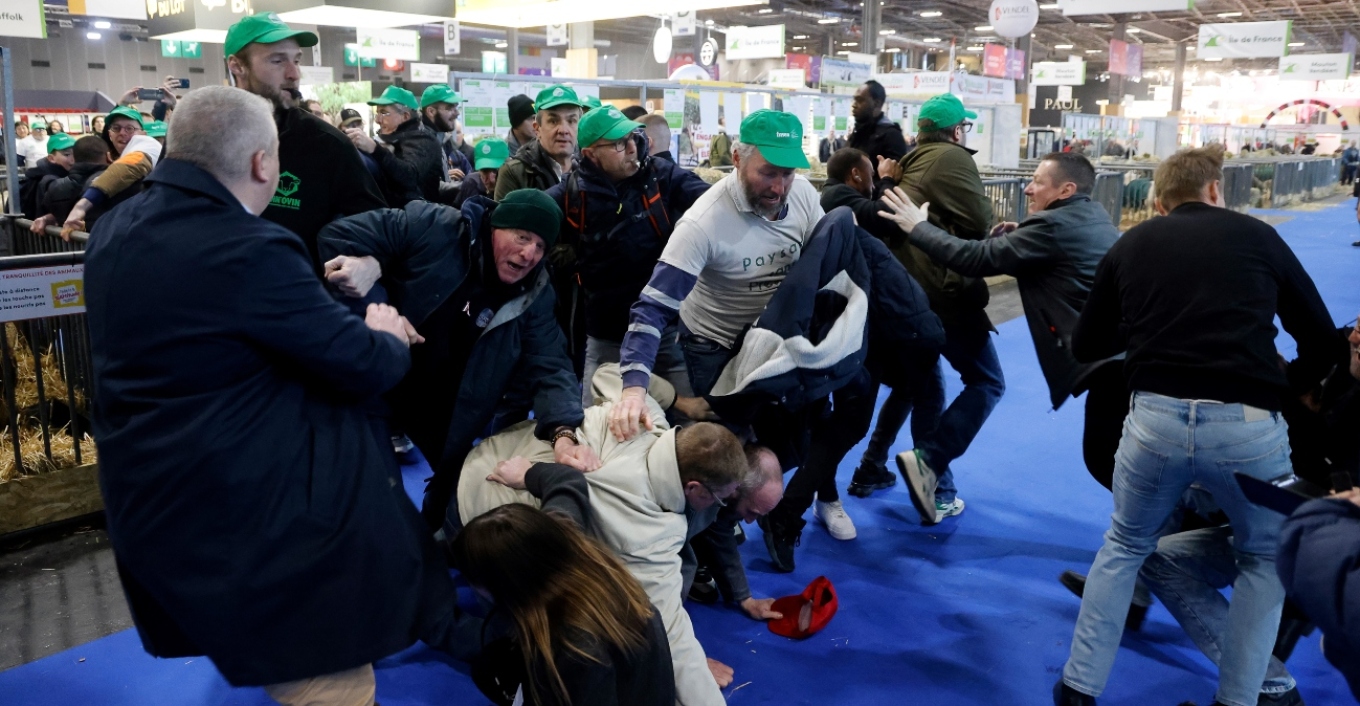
[768,576,838,640]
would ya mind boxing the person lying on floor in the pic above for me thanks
[456,367,785,706]
[453,503,677,706]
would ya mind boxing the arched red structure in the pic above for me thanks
[1260,99,1350,130]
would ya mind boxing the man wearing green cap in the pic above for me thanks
[453,137,508,207]
[613,109,874,571]
[544,105,709,407]
[224,12,386,265]
[495,84,586,200]
[36,106,161,237]
[342,85,443,208]
[18,132,74,219]
[316,189,596,535]
[870,91,1003,526]
[418,85,474,202]
[37,136,110,227]
[17,119,48,166]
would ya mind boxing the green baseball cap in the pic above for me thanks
[46,133,76,152]
[739,109,809,169]
[473,138,510,171]
[917,93,977,131]
[490,188,562,248]
[369,85,418,112]
[578,106,642,149]
[29,119,47,130]
[420,85,462,109]
[144,121,168,138]
[583,95,603,112]
[225,13,319,58]
[534,85,585,112]
[106,106,144,128]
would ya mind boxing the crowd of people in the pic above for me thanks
[20,12,1354,706]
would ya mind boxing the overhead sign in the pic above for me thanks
[0,0,47,38]
[982,43,1007,78]
[1006,48,1026,80]
[989,0,1037,39]
[411,62,450,84]
[820,56,872,88]
[546,23,567,47]
[147,0,252,42]
[355,27,420,61]
[160,39,201,57]
[1059,0,1192,14]
[768,68,806,88]
[1279,53,1353,81]
[67,0,147,20]
[672,10,695,37]
[443,20,459,56]
[344,44,377,67]
[724,24,785,61]
[1031,61,1086,86]
[1197,21,1292,59]
[299,65,334,85]
[0,265,85,322]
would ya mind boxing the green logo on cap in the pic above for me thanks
[553,88,564,97]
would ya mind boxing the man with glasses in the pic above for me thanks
[224,13,386,266]
[545,106,710,407]
[495,85,585,199]
[860,92,1004,526]
[346,86,444,207]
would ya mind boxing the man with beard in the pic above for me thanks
[848,80,908,168]
[418,86,473,204]
[225,13,386,266]
[611,110,864,570]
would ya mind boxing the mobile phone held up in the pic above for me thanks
[170,78,190,89]
[137,88,162,101]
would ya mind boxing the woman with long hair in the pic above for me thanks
[453,503,675,706]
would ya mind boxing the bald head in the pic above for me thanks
[638,113,671,158]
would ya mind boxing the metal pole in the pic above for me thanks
[1171,42,1187,114]
[2,48,19,226]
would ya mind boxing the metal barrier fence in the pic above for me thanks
[0,217,94,489]
[981,178,1027,225]
[1092,172,1123,226]
[1246,157,1343,208]
[1221,164,1255,213]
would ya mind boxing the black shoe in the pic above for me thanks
[1353,240,1360,247]
[688,567,719,604]
[1274,605,1316,662]
[734,523,746,545]
[847,462,897,497]
[1053,681,1096,705]
[1059,570,1153,631]
[1258,687,1304,706]
[758,513,805,573]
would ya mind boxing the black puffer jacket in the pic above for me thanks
[848,114,909,164]
[41,163,107,224]
[374,118,444,206]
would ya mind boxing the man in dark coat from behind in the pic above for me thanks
[85,87,469,704]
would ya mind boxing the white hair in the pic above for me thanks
[733,141,758,163]
[167,86,277,185]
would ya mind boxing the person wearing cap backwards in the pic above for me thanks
[544,105,709,408]
[453,137,508,207]
[84,85,473,706]
[613,109,876,571]
[144,120,168,147]
[316,189,596,535]
[346,85,443,208]
[495,85,585,200]
[32,106,163,237]
[418,85,474,203]
[224,13,386,265]
[18,131,75,219]
[863,93,1004,526]
[504,93,538,154]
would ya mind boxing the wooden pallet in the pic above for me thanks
[0,463,102,536]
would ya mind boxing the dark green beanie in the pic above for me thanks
[490,189,562,248]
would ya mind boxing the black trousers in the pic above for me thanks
[1080,361,1130,491]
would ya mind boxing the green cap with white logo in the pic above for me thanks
[144,121,168,138]
[224,13,318,58]
[917,93,977,131]
[47,133,76,152]
[473,138,510,171]
[420,85,463,109]
[368,85,419,112]
[534,85,585,112]
[578,106,642,148]
[738,109,809,169]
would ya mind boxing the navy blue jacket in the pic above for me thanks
[1277,497,1360,699]
[545,142,710,342]
[85,159,456,686]
[317,197,583,530]
[707,207,943,419]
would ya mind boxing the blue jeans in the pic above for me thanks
[918,327,1005,504]
[1140,526,1296,697]
[1063,392,1291,706]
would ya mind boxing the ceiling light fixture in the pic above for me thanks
[842,42,858,47]
[1216,11,1242,17]
[86,31,101,39]
[836,50,851,54]
[757,7,772,12]
[879,29,895,35]
[966,45,984,52]
[817,17,840,24]
[93,20,112,29]
[273,1,452,29]
[919,11,942,18]
[886,47,901,53]
[1085,49,1101,53]
[1287,42,1305,46]
[793,34,809,39]
[1205,57,1223,61]
[453,0,765,28]
[1126,28,1141,33]
[494,40,508,48]
[975,25,992,31]
[1038,3,1059,8]
[923,37,941,43]
[1055,44,1073,49]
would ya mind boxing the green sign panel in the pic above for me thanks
[161,40,180,57]
[344,44,377,68]
[160,40,202,58]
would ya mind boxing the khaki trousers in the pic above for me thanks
[264,664,375,706]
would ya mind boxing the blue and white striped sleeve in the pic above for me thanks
[619,261,698,390]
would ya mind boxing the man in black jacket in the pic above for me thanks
[18,132,74,219]
[848,79,908,168]
[880,152,1123,488]
[545,106,710,406]
[1055,145,1342,706]
[225,13,387,267]
[348,85,444,207]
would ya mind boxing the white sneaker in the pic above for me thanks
[928,497,965,525]
[814,500,857,541]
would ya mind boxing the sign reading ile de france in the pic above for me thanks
[355,27,420,62]
[1197,21,1292,59]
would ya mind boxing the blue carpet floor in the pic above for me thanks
[2,200,1357,705]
